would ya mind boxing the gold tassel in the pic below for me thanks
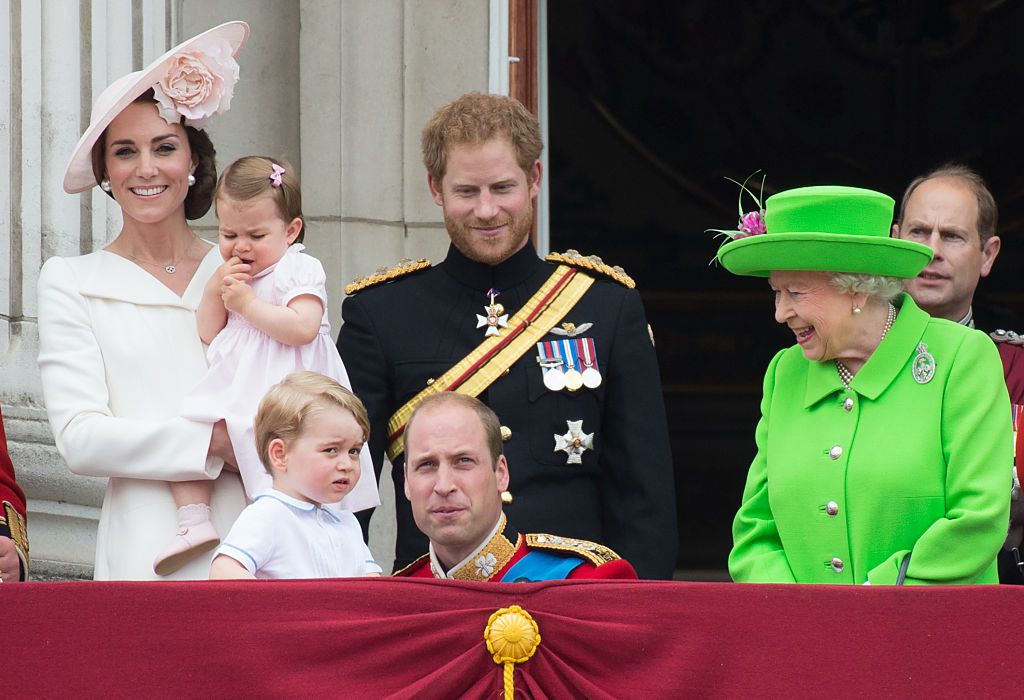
[484,605,541,699]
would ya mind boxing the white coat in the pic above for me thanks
[37,246,246,580]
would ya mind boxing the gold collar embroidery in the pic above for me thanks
[430,513,520,581]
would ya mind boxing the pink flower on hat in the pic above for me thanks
[736,210,766,238]
[152,38,239,129]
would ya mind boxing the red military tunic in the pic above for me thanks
[394,514,637,581]
[0,406,28,580]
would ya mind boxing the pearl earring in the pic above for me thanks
[852,306,862,314]
[100,179,112,192]
[187,173,196,187]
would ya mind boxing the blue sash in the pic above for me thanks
[500,550,583,582]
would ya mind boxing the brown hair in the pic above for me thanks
[90,89,217,220]
[403,393,503,467]
[254,371,370,474]
[421,92,543,184]
[215,156,306,243]
[897,163,998,247]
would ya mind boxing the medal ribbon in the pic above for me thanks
[581,338,599,371]
[386,265,595,460]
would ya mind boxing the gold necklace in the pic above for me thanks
[835,302,896,388]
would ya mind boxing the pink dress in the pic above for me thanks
[183,244,379,512]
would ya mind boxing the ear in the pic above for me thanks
[980,235,1001,278]
[267,438,289,473]
[403,464,412,502]
[285,217,303,245]
[494,455,509,492]
[528,159,542,200]
[890,223,900,239]
[427,173,445,207]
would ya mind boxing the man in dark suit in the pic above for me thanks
[892,163,1024,583]
[337,92,676,579]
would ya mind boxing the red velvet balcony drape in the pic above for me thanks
[4,579,1016,698]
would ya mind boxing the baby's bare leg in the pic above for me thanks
[169,479,214,508]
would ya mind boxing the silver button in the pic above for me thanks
[829,445,843,460]
[843,397,854,411]
[826,501,839,516]
[831,557,844,572]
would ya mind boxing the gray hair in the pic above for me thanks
[827,273,903,302]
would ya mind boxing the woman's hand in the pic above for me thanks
[208,419,238,472]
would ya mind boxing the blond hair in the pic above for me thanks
[254,371,370,473]
[215,156,306,243]
[421,92,543,184]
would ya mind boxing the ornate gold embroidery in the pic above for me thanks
[447,515,520,582]
[1,500,28,556]
[525,533,620,566]
[344,258,431,295]
[545,249,636,289]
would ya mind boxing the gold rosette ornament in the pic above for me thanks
[484,605,541,700]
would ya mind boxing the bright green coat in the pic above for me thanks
[729,294,1011,585]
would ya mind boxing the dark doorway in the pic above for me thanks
[547,0,1024,576]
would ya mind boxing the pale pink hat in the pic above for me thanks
[63,21,249,194]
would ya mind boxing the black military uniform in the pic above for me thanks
[337,243,677,579]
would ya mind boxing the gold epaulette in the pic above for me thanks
[545,249,635,289]
[392,553,431,577]
[525,533,621,566]
[344,258,432,295]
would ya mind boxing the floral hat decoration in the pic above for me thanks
[63,21,249,194]
[714,176,933,279]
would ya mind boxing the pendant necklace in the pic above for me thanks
[121,236,196,274]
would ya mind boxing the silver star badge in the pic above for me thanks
[476,306,508,337]
[554,420,594,464]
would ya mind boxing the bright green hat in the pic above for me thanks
[716,185,933,278]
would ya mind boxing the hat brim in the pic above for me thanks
[716,232,934,278]
[63,21,249,194]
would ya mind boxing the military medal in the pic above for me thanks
[536,341,566,391]
[554,419,594,464]
[579,337,602,388]
[912,343,935,384]
[561,339,584,392]
[476,288,508,337]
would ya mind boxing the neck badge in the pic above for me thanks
[554,420,594,464]
[476,288,508,337]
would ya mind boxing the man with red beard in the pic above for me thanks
[892,163,1024,583]
[338,92,675,579]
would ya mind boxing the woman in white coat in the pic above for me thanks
[37,23,250,580]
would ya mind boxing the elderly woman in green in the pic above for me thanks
[718,185,1011,585]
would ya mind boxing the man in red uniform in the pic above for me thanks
[0,406,29,582]
[394,393,636,581]
[892,163,1024,583]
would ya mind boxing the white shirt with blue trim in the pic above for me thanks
[215,489,382,579]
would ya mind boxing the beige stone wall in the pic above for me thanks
[3,0,491,577]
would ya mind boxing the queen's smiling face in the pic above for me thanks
[770,270,858,363]
[101,100,195,226]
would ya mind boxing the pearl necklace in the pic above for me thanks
[835,302,896,388]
